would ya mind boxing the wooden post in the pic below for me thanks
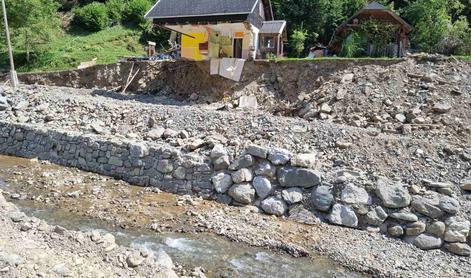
[1,0,18,88]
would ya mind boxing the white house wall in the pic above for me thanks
[165,23,258,60]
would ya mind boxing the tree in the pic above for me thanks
[1,0,61,62]
[290,27,308,57]
[74,2,110,31]
[402,0,470,54]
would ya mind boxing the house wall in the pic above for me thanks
[168,23,257,61]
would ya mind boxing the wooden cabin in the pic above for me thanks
[329,2,413,57]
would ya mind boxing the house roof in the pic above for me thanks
[145,0,258,19]
[260,20,286,34]
[364,2,387,10]
[336,1,413,33]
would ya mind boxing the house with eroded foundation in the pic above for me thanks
[145,0,287,61]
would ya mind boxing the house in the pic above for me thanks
[329,2,413,57]
[144,0,287,61]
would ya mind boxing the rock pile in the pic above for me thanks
[207,143,471,256]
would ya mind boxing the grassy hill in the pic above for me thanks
[1,25,145,73]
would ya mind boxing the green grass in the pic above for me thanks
[1,25,145,73]
[454,56,471,61]
[273,57,403,62]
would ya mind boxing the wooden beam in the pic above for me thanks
[154,25,196,38]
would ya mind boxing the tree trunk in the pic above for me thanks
[25,32,30,63]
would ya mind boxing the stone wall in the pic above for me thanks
[0,120,469,256]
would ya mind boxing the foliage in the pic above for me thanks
[105,0,125,23]
[437,16,471,55]
[402,0,470,55]
[0,0,61,62]
[340,32,364,58]
[124,0,152,27]
[359,19,398,49]
[5,25,145,72]
[74,2,110,32]
[290,27,308,57]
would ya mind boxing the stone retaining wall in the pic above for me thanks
[0,121,469,256]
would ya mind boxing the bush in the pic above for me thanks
[74,2,110,31]
[125,0,152,26]
[290,28,307,57]
[340,32,365,58]
[106,0,125,23]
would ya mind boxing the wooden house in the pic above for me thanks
[145,0,287,60]
[329,2,413,57]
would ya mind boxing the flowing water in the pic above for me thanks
[0,155,359,277]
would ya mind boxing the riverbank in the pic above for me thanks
[0,187,180,277]
[1,155,469,277]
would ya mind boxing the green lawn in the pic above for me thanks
[1,25,145,73]
[274,57,404,62]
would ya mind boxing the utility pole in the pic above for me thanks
[1,0,18,88]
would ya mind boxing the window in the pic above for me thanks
[264,37,274,48]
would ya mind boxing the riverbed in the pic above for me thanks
[0,155,355,277]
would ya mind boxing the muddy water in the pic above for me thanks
[0,155,358,277]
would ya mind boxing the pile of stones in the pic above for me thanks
[211,144,471,256]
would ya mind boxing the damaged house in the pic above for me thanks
[145,0,287,61]
[329,2,413,57]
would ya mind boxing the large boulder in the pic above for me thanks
[246,145,268,159]
[405,222,426,236]
[411,195,444,219]
[252,176,272,199]
[445,243,471,256]
[291,153,317,168]
[461,180,471,191]
[389,212,418,222]
[438,196,460,214]
[340,184,371,205]
[254,161,276,178]
[210,144,228,159]
[213,155,230,170]
[268,149,292,165]
[228,154,254,170]
[426,221,446,237]
[228,183,255,204]
[211,144,230,170]
[311,186,333,212]
[375,178,411,208]
[365,206,388,226]
[231,168,253,184]
[211,172,232,193]
[261,197,288,216]
[388,225,404,237]
[444,217,470,243]
[413,234,443,250]
[281,188,303,204]
[328,204,358,228]
[277,167,322,188]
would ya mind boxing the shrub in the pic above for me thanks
[125,0,152,26]
[290,28,308,57]
[106,0,125,23]
[340,32,365,58]
[74,2,110,31]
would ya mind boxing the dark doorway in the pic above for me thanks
[233,38,243,58]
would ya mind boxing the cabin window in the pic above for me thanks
[264,38,274,48]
